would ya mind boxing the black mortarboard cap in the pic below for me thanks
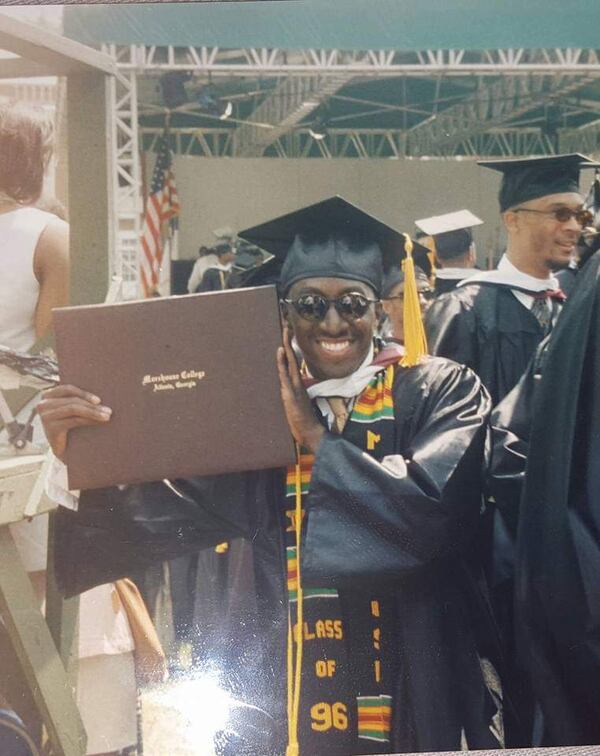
[238,196,407,295]
[232,251,261,271]
[238,256,282,289]
[403,239,432,277]
[479,153,599,212]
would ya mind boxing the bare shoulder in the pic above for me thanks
[34,218,69,280]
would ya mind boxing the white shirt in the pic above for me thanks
[458,253,559,315]
[497,254,558,311]
[435,267,478,282]
[78,584,135,658]
[187,253,218,293]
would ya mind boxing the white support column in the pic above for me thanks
[108,67,143,300]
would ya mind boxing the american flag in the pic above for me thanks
[140,136,180,297]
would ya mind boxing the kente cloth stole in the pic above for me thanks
[283,364,397,753]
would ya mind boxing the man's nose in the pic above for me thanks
[564,214,583,234]
[321,304,346,332]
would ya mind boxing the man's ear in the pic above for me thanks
[279,301,293,329]
[503,209,519,234]
[468,243,476,266]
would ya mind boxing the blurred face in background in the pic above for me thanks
[381,276,433,344]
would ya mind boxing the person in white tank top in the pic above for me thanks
[0,103,138,756]
[0,205,65,351]
[0,105,68,355]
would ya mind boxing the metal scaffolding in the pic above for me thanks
[108,69,143,299]
[404,74,593,156]
[104,44,600,76]
[231,73,357,156]
[105,42,600,293]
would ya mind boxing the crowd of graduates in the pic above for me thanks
[4,93,600,756]
[39,153,600,755]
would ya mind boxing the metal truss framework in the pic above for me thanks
[142,126,577,159]
[108,69,143,299]
[107,43,600,294]
[232,73,357,156]
[105,44,600,76]
[558,120,600,154]
[405,74,593,155]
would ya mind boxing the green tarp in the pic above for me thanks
[64,0,600,52]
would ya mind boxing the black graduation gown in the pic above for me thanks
[433,277,459,297]
[197,267,230,292]
[555,265,578,298]
[514,251,600,745]
[424,281,552,406]
[489,337,550,540]
[54,357,503,754]
[425,281,560,745]
[486,339,550,745]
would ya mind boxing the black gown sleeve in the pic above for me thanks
[55,471,259,596]
[301,360,491,585]
[424,290,477,368]
[488,340,548,535]
[197,268,223,292]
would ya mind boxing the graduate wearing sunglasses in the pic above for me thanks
[426,153,599,406]
[425,154,600,746]
[41,197,503,755]
[379,257,433,347]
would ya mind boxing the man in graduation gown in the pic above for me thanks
[425,154,597,406]
[196,241,236,292]
[491,250,600,745]
[415,210,482,297]
[556,170,600,297]
[425,154,597,744]
[40,197,504,755]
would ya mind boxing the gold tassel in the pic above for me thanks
[286,443,304,756]
[400,233,428,367]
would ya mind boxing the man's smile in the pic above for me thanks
[317,339,352,354]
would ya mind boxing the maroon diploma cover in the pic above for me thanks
[54,286,296,489]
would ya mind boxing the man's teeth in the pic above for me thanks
[320,341,350,352]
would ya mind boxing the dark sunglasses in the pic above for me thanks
[513,206,594,226]
[281,292,379,322]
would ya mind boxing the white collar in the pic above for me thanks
[435,267,478,281]
[306,343,380,400]
[304,344,388,431]
[457,254,559,292]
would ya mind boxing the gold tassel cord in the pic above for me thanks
[400,233,428,368]
[286,443,304,756]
